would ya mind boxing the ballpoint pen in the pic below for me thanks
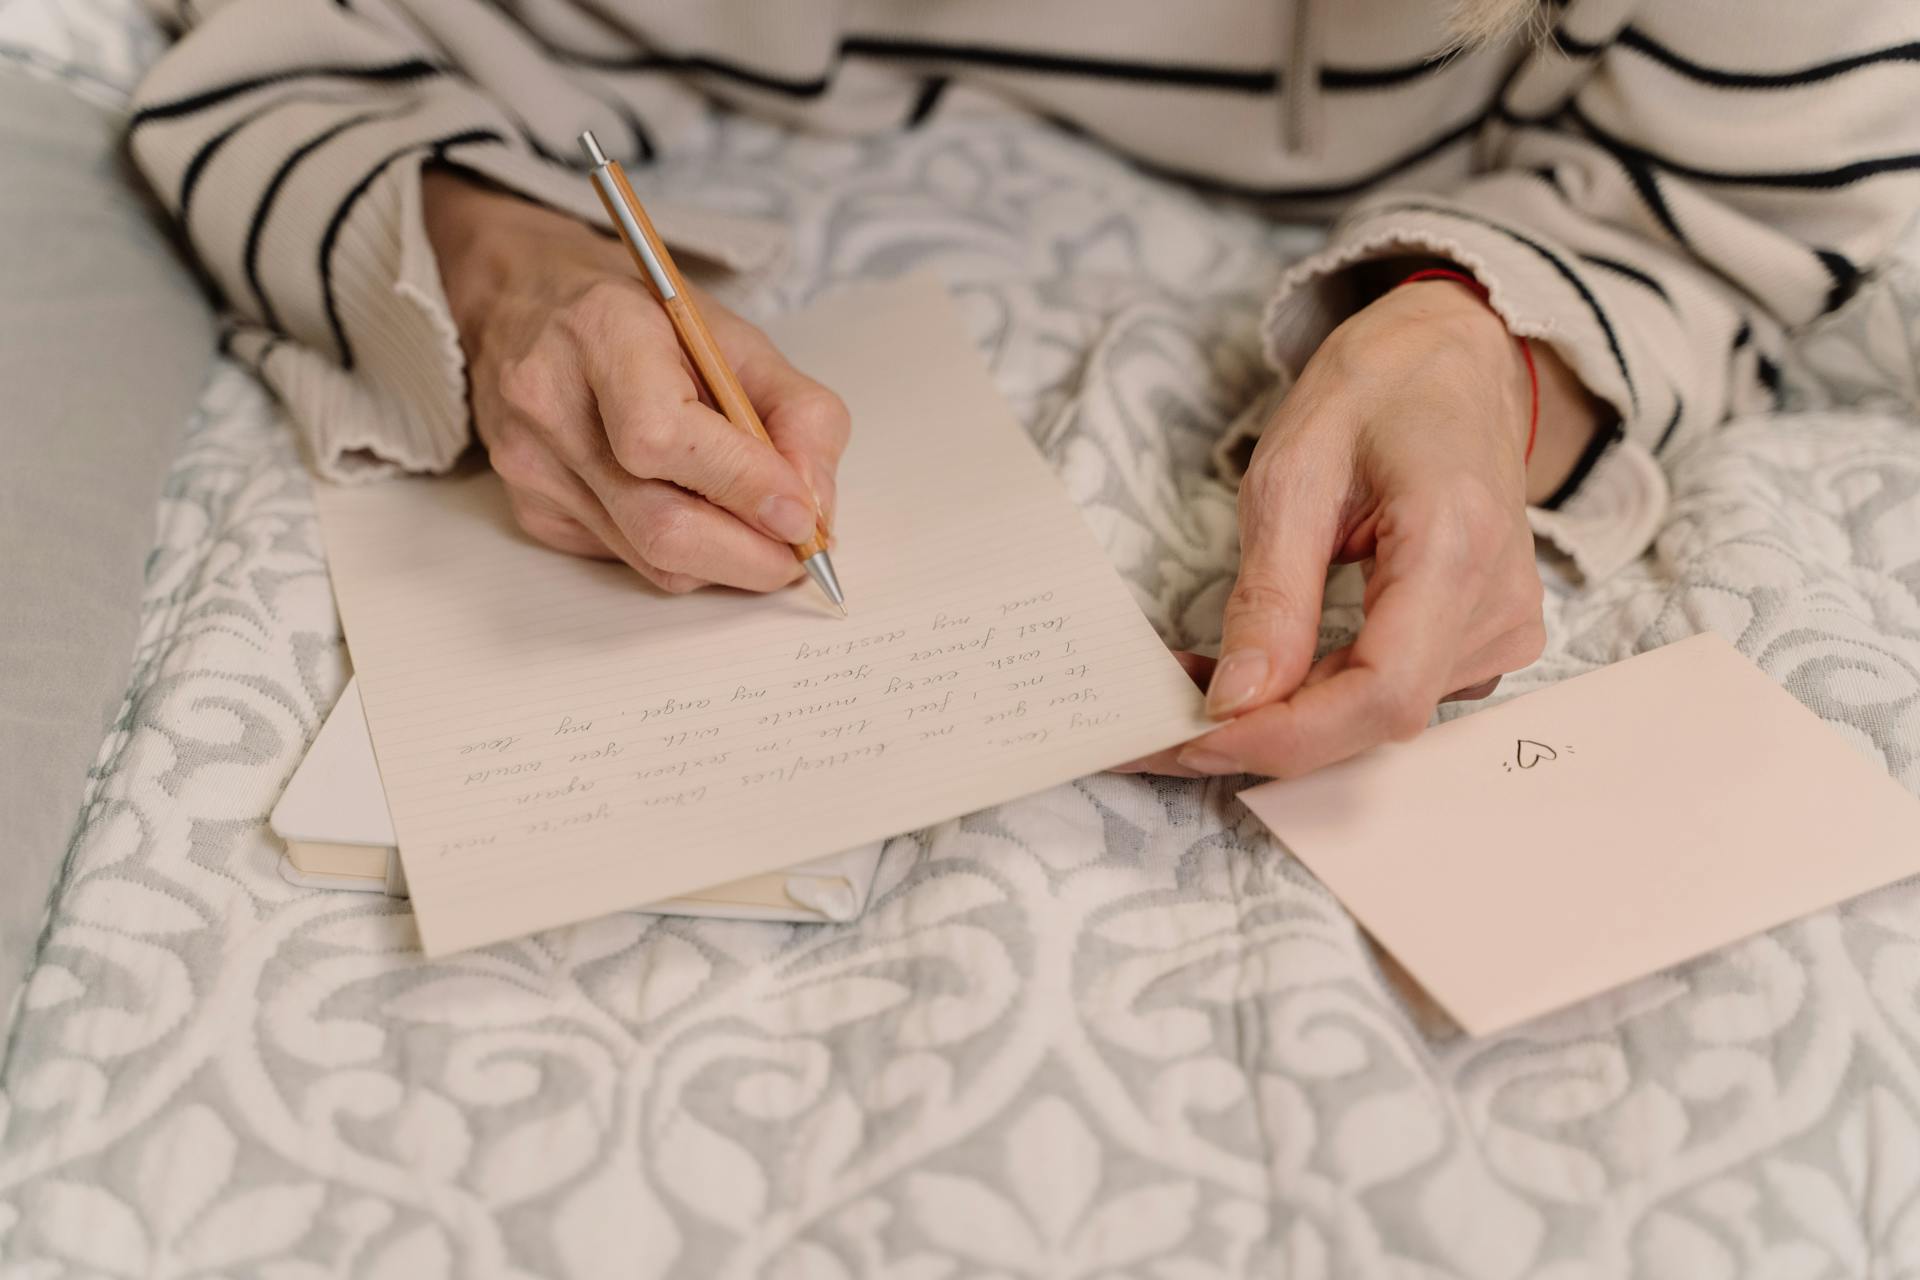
[577,130,847,616]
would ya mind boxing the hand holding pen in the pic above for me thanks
[580,131,847,614]
[418,152,850,602]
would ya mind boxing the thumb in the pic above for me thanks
[1209,449,1344,719]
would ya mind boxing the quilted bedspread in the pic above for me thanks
[9,4,1920,1276]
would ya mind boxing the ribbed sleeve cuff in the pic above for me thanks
[242,140,489,482]
[254,145,792,483]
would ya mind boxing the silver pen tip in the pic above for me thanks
[578,131,609,168]
[800,550,846,617]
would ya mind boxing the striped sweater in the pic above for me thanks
[128,0,1920,579]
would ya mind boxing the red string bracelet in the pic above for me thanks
[1395,267,1539,466]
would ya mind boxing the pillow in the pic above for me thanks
[0,68,213,1023]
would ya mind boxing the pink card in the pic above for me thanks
[1238,633,1920,1036]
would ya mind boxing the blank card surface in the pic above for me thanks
[1239,633,1920,1036]
[316,276,1210,954]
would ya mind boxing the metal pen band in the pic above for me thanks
[579,131,676,301]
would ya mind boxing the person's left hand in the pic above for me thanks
[1124,277,1554,779]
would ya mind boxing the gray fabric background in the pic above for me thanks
[0,69,213,1017]
[10,2,1920,1273]
[6,97,1920,1273]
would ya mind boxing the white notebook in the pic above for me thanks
[270,676,886,922]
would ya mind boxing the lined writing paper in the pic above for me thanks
[316,276,1211,953]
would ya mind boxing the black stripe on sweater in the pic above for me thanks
[1541,420,1625,510]
[319,129,507,368]
[1320,53,1453,90]
[1612,151,1686,243]
[1568,102,1920,190]
[840,37,1277,91]
[1503,108,1690,243]
[1816,249,1863,312]
[584,43,1272,94]
[1653,398,1685,455]
[567,36,1456,99]
[1136,110,1483,202]
[587,51,832,96]
[176,86,375,223]
[252,334,287,377]
[609,98,656,163]
[243,108,402,331]
[1620,27,1920,90]
[130,58,442,130]
[906,76,950,128]
[1549,28,1614,59]
[1369,200,1639,411]
[1577,252,1673,305]
[177,112,255,225]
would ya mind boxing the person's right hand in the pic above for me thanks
[421,168,849,594]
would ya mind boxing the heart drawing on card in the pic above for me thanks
[1515,739,1558,770]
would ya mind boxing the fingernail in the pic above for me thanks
[1176,747,1242,776]
[760,495,815,543]
[1205,649,1269,718]
[813,469,837,526]
[795,457,836,527]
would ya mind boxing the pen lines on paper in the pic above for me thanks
[366,597,1138,753]
[376,583,1160,812]
[379,637,1139,786]
[421,693,1199,899]
[392,636,1166,826]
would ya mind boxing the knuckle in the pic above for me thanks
[697,427,751,476]
[1226,575,1303,622]
[1513,576,1546,625]
[636,507,698,571]
[497,351,558,419]
[502,489,541,528]
[608,411,669,477]
[1369,677,1432,740]
[1307,325,1366,389]
[1240,452,1337,535]
[1497,577,1547,661]
[1239,443,1299,498]
[486,428,546,489]
[507,495,575,549]
[1511,618,1548,667]
[1389,702,1433,740]
[568,277,648,333]
[800,385,852,445]
[1524,571,1547,616]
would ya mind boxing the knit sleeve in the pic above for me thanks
[125,0,785,481]
[1256,0,1920,580]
